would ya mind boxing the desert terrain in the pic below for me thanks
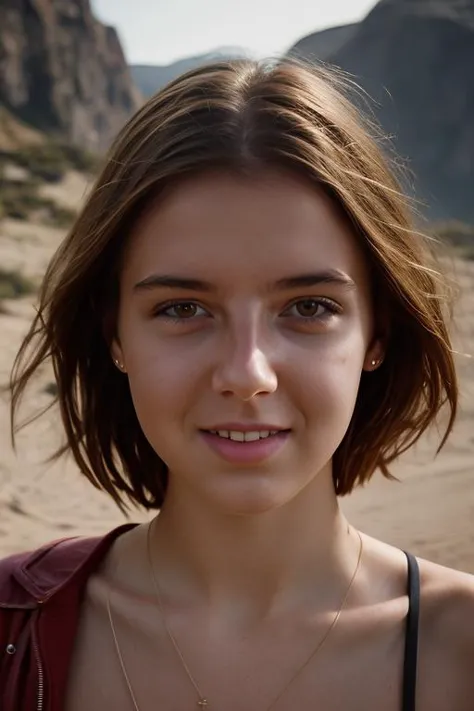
[0,170,473,572]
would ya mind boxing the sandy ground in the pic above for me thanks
[0,178,473,571]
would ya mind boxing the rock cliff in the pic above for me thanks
[0,0,142,150]
[290,0,474,223]
[290,23,357,62]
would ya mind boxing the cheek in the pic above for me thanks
[125,361,193,465]
[291,336,365,428]
[123,333,206,439]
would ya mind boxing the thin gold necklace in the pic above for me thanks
[107,520,363,711]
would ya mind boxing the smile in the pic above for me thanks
[200,429,291,464]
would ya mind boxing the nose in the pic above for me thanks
[211,328,278,401]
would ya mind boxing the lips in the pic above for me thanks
[199,429,291,464]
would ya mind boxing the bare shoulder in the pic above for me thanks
[418,556,474,645]
[362,535,474,708]
[416,556,474,705]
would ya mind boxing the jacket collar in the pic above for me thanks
[0,523,138,608]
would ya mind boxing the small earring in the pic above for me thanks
[371,357,383,368]
[114,358,123,371]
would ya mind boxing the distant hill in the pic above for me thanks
[290,0,474,223]
[131,48,248,96]
[0,0,142,151]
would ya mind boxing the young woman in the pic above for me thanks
[1,59,473,711]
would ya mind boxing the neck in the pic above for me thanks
[148,467,360,622]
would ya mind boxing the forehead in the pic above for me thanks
[122,170,370,289]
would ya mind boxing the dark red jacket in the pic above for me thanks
[0,523,137,710]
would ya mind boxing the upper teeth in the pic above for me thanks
[212,430,279,442]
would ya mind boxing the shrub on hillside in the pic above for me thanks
[12,144,72,182]
[0,178,76,225]
[432,221,474,260]
[432,221,474,246]
[0,142,99,183]
[0,268,37,300]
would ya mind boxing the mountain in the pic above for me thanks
[290,0,474,223]
[131,48,247,96]
[289,24,358,61]
[0,0,142,151]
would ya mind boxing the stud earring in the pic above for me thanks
[114,358,123,371]
[371,357,383,368]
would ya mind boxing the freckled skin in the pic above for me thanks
[114,169,380,514]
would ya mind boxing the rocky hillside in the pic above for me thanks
[0,0,142,150]
[290,0,474,223]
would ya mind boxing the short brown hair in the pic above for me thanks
[10,59,458,511]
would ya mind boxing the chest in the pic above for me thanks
[64,586,413,711]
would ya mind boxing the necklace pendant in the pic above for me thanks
[197,700,209,708]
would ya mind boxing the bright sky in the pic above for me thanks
[92,0,378,65]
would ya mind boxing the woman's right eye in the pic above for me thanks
[153,301,209,322]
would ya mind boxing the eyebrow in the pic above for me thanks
[133,269,356,293]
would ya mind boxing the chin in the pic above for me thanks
[204,477,300,516]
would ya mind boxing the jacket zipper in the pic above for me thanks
[32,610,45,711]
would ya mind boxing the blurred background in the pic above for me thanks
[0,0,473,568]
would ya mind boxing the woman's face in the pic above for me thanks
[114,170,382,513]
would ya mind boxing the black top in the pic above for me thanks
[402,552,420,711]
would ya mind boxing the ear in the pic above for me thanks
[110,339,126,373]
[363,299,391,372]
[102,308,127,374]
[363,337,386,372]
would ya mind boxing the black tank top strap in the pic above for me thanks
[402,551,420,711]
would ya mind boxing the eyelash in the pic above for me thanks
[151,298,342,324]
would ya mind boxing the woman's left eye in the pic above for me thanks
[283,298,341,321]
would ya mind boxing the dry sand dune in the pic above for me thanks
[0,187,473,570]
